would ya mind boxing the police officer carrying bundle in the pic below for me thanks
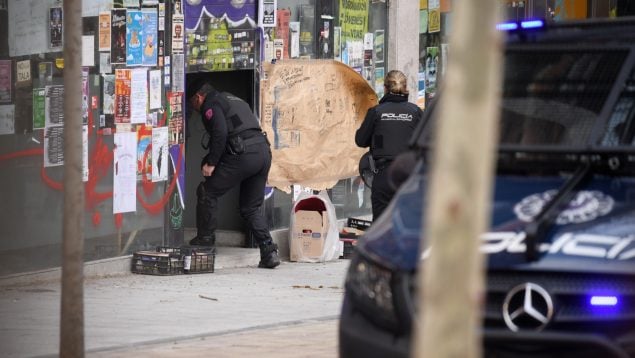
[355,70,423,220]
[187,79,280,269]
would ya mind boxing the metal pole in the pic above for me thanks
[60,0,85,356]
[412,1,503,357]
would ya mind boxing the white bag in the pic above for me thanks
[289,190,341,262]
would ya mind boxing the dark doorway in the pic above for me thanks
[184,70,255,233]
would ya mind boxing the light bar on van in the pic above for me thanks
[590,295,619,306]
[496,19,545,31]
[521,19,545,29]
[496,22,519,31]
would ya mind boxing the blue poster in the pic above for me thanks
[142,9,158,66]
[169,144,185,208]
[126,10,143,66]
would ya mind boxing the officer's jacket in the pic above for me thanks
[200,91,260,166]
[355,93,423,160]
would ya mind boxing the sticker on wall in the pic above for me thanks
[514,190,615,225]
[49,7,63,49]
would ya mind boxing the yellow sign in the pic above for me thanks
[339,0,369,41]
[55,58,64,69]
[420,0,428,9]
[428,9,441,33]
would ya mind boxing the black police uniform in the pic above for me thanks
[355,93,423,220]
[195,89,279,267]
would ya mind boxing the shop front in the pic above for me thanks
[0,0,389,276]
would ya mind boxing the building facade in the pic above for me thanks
[0,0,630,275]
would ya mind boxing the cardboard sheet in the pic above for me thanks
[261,60,378,192]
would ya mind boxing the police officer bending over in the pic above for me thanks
[187,80,280,269]
[355,70,423,220]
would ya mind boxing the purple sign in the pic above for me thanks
[184,0,257,30]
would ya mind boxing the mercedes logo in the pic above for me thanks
[502,282,554,332]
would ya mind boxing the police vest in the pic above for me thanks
[371,101,420,159]
[203,92,260,136]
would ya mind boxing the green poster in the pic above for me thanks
[33,88,46,129]
[338,0,368,43]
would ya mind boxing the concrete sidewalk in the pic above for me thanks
[0,248,350,358]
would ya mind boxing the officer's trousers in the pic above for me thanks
[196,140,273,245]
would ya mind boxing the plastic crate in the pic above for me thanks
[131,250,184,276]
[131,246,216,275]
[180,246,216,274]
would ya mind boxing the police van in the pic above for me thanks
[339,18,635,358]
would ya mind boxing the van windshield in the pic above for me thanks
[414,46,635,172]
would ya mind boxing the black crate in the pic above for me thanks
[131,250,184,276]
[180,246,216,274]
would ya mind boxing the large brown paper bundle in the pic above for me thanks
[261,60,378,192]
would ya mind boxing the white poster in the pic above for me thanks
[113,131,137,214]
[259,0,277,27]
[130,68,148,124]
[172,54,185,93]
[152,126,168,182]
[83,125,89,182]
[44,126,64,167]
[82,35,95,67]
[0,104,15,135]
[149,69,162,110]
[290,22,300,59]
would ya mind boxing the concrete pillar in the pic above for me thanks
[387,0,420,103]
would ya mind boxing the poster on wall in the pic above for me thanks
[428,0,441,34]
[130,68,148,124]
[45,85,64,127]
[113,131,137,214]
[44,126,64,167]
[172,54,184,93]
[33,88,46,129]
[338,0,368,46]
[102,74,115,115]
[152,126,168,182]
[0,104,15,135]
[115,69,131,123]
[290,22,300,59]
[82,68,89,124]
[111,9,127,64]
[137,125,152,181]
[16,59,31,87]
[184,0,257,71]
[142,9,158,66]
[99,12,111,51]
[425,46,439,96]
[167,92,183,145]
[49,6,63,49]
[148,69,162,110]
[126,10,143,66]
[259,0,276,27]
[374,30,384,65]
[171,15,184,54]
[0,60,11,103]
[82,35,95,67]
[100,53,112,74]
[276,8,290,59]
[83,125,89,182]
[333,26,341,61]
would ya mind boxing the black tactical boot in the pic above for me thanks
[258,242,281,269]
[189,234,216,247]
